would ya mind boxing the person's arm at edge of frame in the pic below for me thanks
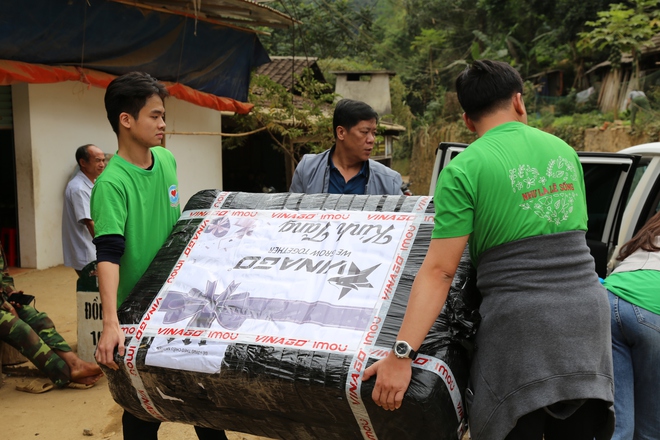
[82,218,95,239]
[95,260,122,370]
[362,234,469,411]
[94,235,126,370]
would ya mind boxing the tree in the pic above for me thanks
[260,0,377,60]
[578,0,660,84]
[227,69,336,173]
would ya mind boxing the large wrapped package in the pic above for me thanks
[104,191,481,440]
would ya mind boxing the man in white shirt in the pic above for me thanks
[62,144,106,276]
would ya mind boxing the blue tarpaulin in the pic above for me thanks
[0,0,271,103]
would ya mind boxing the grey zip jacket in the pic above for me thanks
[289,149,403,195]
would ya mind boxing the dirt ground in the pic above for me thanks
[1,265,268,440]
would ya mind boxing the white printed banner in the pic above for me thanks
[144,209,420,373]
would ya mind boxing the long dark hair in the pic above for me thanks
[617,209,660,260]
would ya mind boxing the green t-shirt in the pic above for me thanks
[91,147,181,306]
[603,270,660,315]
[432,122,588,263]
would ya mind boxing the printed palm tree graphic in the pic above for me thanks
[160,275,376,332]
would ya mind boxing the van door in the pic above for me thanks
[580,153,639,277]
[615,144,660,247]
[428,142,469,197]
[429,142,639,277]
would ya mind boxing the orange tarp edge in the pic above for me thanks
[0,59,253,114]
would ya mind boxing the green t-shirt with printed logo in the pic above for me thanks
[432,122,588,264]
[91,147,181,306]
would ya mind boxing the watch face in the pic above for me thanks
[395,342,408,356]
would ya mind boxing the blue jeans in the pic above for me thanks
[608,290,660,440]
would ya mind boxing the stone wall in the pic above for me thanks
[583,122,652,153]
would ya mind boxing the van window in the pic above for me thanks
[583,162,630,243]
[626,159,649,206]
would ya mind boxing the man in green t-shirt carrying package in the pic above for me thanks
[363,60,614,440]
[91,72,228,440]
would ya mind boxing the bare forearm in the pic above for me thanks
[95,261,125,369]
[363,235,469,410]
[398,237,466,346]
[397,264,453,349]
[82,219,95,239]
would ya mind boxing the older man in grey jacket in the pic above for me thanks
[290,99,403,195]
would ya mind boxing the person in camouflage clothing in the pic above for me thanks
[0,243,102,390]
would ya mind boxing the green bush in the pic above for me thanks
[528,108,555,130]
[555,90,577,116]
[527,111,616,150]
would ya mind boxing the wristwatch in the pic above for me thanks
[393,340,418,360]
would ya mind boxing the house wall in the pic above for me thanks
[12,81,223,269]
[334,74,392,115]
[164,98,223,208]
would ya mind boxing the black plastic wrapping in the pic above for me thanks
[104,191,481,440]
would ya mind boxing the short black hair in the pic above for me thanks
[455,60,523,122]
[104,72,169,135]
[333,99,379,139]
[75,144,94,167]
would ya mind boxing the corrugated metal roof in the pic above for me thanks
[110,0,298,33]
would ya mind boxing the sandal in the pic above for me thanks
[67,382,95,390]
[15,378,54,394]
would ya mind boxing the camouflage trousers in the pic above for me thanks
[0,304,72,387]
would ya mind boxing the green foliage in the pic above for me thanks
[640,119,660,142]
[555,90,577,116]
[527,108,556,130]
[391,157,410,176]
[248,0,660,167]
[528,110,617,149]
[578,0,660,70]
[552,0,613,39]
[389,75,416,159]
[647,85,660,107]
[576,90,600,113]
[228,69,335,164]
[260,0,377,60]
[551,123,588,149]
[317,58,383,88]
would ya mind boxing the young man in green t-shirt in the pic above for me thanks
[91,72,227,440]
[363,61,614,440]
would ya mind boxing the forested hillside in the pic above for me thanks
[248,0,660,192]
[261,0,657,110]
